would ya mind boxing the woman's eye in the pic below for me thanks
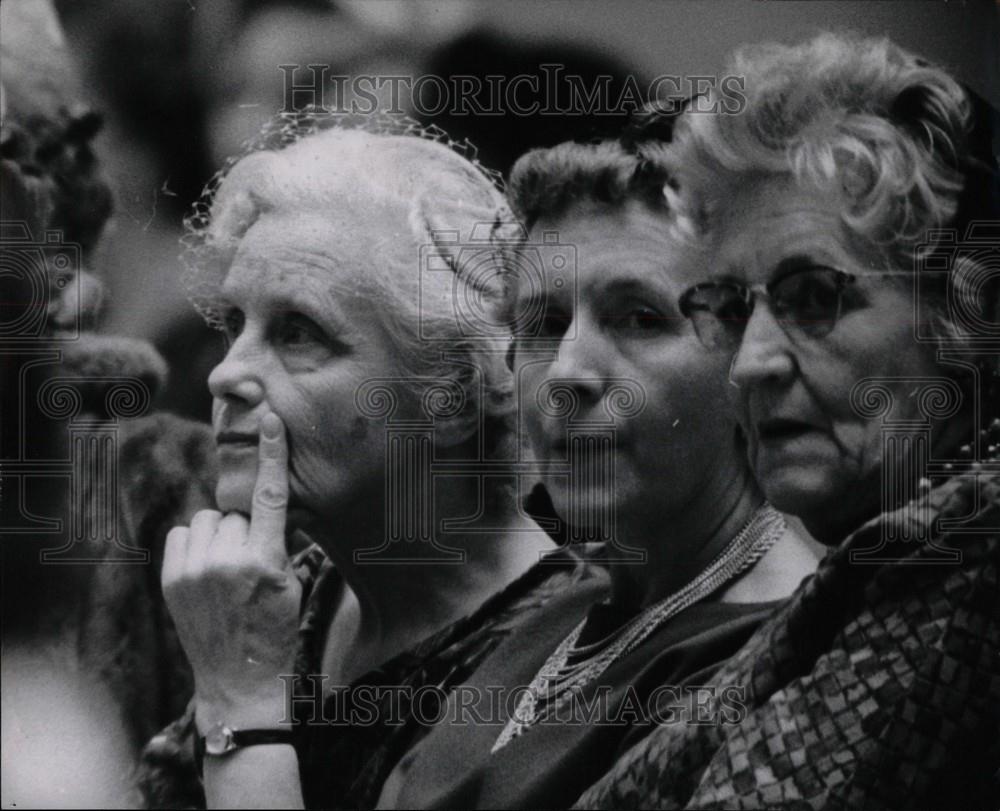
[279,315,325,347]
[221,308,244,345]
[611,305,669,335]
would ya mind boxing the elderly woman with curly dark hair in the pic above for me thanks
[576,32,1000,810]
[376,117,821,809]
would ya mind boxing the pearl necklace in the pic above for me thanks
[491,503,786,753]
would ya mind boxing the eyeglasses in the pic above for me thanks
[678,265,861,351]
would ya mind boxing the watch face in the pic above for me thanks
[204,723,236,756]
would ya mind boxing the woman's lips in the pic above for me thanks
[215,430,259,447]
[215,431,259,457]
[755,418,821,444]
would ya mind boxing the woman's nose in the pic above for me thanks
[206,334,266,406]
[729,301,797,388]
[547,318,606,402]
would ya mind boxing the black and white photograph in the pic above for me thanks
[1,0,999,807]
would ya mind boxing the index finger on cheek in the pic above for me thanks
[249,411,290,564]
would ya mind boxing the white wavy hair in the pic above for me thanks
[653,32,971,267]
[185,120,517,458]
[646,33,1000,422]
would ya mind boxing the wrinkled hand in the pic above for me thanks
[163,413,301,733]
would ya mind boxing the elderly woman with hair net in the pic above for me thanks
[576,32,1000,810]
[136,121,581,808]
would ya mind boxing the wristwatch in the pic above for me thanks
[195,722,296,776]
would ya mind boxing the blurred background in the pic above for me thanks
[1,1,998,806]
[12,0,998,423]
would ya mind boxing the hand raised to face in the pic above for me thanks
[162,412,302,733]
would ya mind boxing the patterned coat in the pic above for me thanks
[575,471,1000,810]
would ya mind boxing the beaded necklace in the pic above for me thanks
[492,503,786,753]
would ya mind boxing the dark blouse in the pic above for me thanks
[136,541,608,809]
[575,471,1000,810]
[383,586,786,809]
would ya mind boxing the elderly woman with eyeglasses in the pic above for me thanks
[575,32,1000,810]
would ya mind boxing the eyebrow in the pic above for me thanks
[515,276,675,313]
[590,275,677,301]
[219,274,351,331]
[714,252,839,286]
[772,254,835,278]
[709,269,745,285]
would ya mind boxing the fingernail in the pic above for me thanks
[262,413,282,439]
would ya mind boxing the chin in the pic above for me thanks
[750,438,847,510]
[214,475,254,514]
[544,476,629,531]
[755,462,843,520]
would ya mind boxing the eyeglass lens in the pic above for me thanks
[687,267,846,348]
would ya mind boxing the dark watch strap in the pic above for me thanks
[230,729,296,748]
[194,725,296,778]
